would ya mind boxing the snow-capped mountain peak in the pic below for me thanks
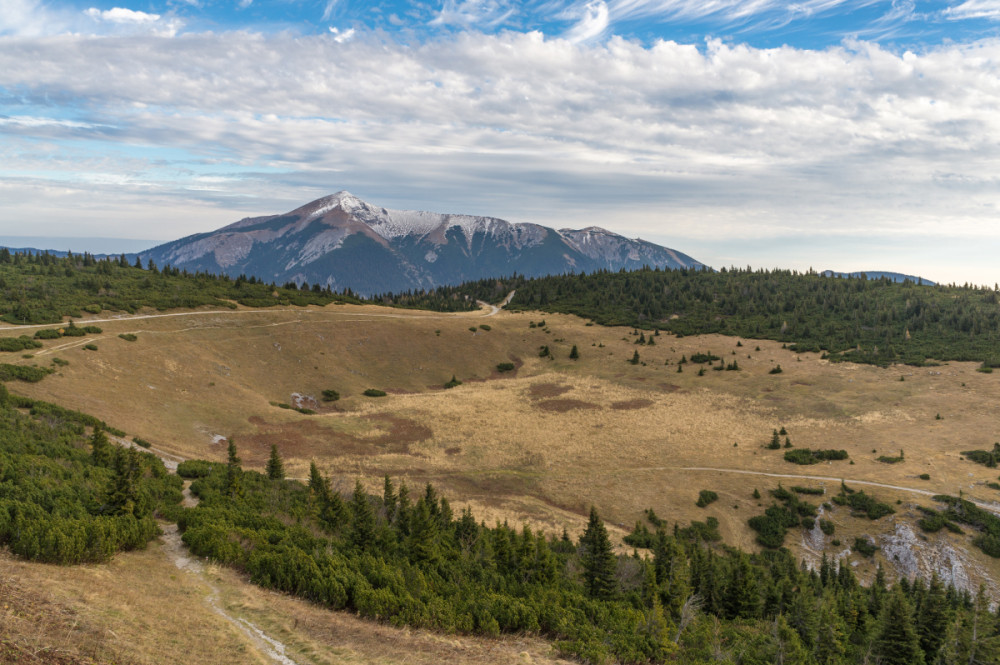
[140,192,704,296]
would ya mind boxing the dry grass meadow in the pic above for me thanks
[4,301,1000,661]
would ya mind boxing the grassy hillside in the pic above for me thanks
[379,268,1000,366]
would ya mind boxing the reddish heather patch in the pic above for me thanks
[535,399,600,413]
[242,414,431,461]
[610,398,654,410]
[528,383,571,399]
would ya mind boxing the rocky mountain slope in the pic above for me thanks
[139,192,703,295]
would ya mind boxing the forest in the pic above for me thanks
[377,268,1000,366]
[0,248,360,324]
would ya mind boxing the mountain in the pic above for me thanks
[821,270,935,285]
[139,192,704,296]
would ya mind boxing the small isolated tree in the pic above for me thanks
[224,439,242,498]
[569,345,579,360]
[444,374,461,389]
[266,444,285,480]
[630,350,640,365]
[768,430,781,450]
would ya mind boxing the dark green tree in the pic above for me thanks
[224,438,242,498]
[569,345,579,360]
[350,479,377,550]
[91,426,113,467]
[265,444,285,480]
[109,447,142,516]
[580,506,617,600]
[873,586,925,665]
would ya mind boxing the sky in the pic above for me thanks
[1,1,999,285]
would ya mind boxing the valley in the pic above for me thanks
[7,300,1000,595]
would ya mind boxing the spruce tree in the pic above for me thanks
[630,350,640,365]
[580,506,617,600]
[224,439,242,498]
[265,444,285,480]
[109,447,142,516]
[569,345,579,360]
[91,426,113,467]
[916,573,950,662]
[873,586,925,665]
[382,475,397,522]
[350,480,376,550]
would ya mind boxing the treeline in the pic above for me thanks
[174,449,1000,664]
[0,248,362,324]
[378,268,1000,366]
[0,385,182,563]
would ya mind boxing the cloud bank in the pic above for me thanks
[0,25,998,282]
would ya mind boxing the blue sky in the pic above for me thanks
[1,0,999,283]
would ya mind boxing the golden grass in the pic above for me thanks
[7,303,1000,581]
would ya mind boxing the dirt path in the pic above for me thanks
[160,524,299,665]
[0,295,514,334]
[674,466,1000,515]
[477,289,516,317]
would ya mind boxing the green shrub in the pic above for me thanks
[118,333,138,342]
[0,364,51,383]
[82,343,98,351]
[496,362,516,373]
[34,329,61,340]
[769,365,783,374]
[133,437,152,449]
[784,448,849,465]
[853,537,878,557]
[321,389,340,402]
[0,336,42,352]
[51,357,69,367]
[479,324,491,331]
[831,486,894,519]
[696,490,718,507]
[919,473,930,480]
[444,375,462,389]
[176,460,216,478]
[791,486,824,495]
[363,389,387,397]
[819,519,835,535]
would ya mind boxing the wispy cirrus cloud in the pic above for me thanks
[945,0,1000,20]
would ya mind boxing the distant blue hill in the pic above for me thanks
[820,270,935,286]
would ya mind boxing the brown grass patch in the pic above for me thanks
[535,399,600,413]
[528,382,571,399]
[610,398,654,410]
[243,414,431,460]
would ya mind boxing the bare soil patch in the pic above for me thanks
[535,398,601,413]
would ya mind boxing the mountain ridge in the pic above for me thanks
[138,191,705,296]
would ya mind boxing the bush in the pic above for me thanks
[363,389,387,397]
[82,343,98,351]
[819,519,835,535]
[479,324,491,331]
[321,389,340,402]
[853,537,878,557]
[769,365,783,374]
[118,333,138,342]
[0,336,42,352]
[496,362,516,373]
[133,437,152,449]
[831,486,895,519]
[690,352,720,364]
[784,448,849,465]
[444,375,462,389]
[696,490,718,507]
[0,364,51,383]
[791,486,824,495]
[34,329,61,339]
[177,460,216,478]
[919,473,930,480]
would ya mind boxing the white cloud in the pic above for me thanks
[84,7,162,24]
[432,0,516,28]
[0,31,999,282]
[328,26,355,42]
[564,0,609,43]
[945,0,1000,20]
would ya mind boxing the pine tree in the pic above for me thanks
[916,573,950,662]
[873,586,925,665]
[265,444,285,480]
[91,426,113,467]
[224,439,242,498]
[580,506,617,600]
[569,345,579,360]
[109,447,142,516]
[770,613,810,665]
[630,350,640,365]
[350,480,376,550]
[382,475,397,522]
